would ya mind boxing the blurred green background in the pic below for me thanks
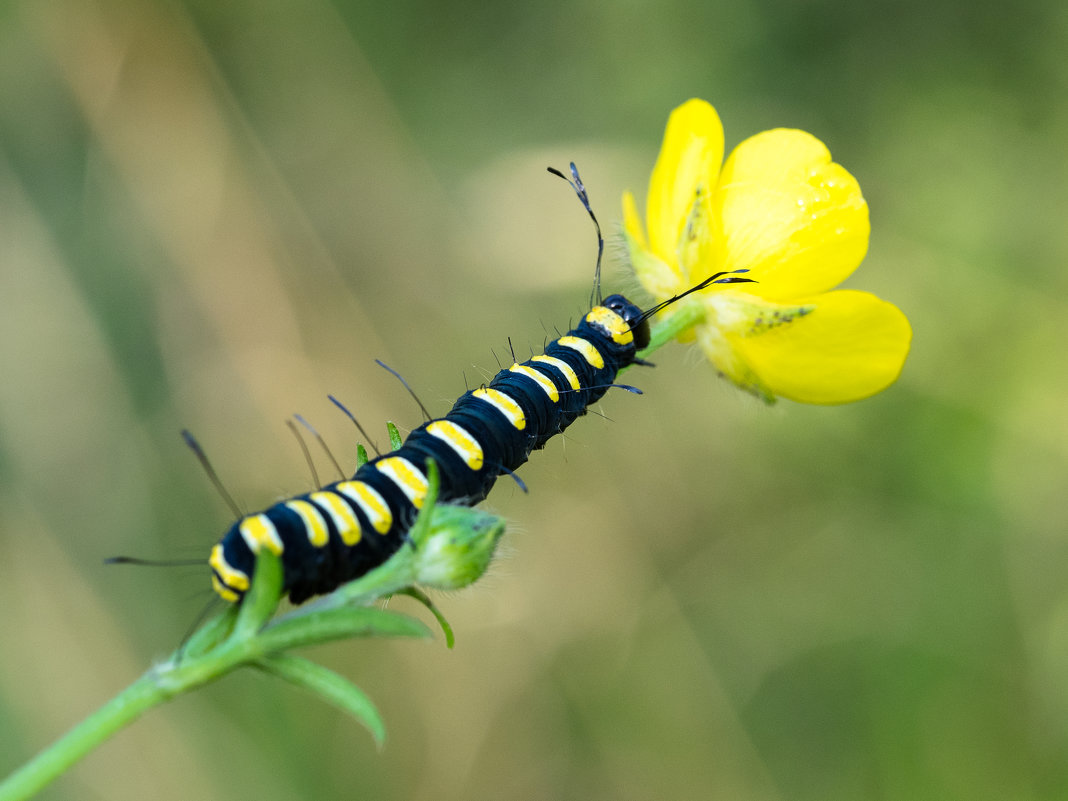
[1,1,1066,799]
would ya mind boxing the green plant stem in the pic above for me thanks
[0,607,421,801]
[0,674,166,801]
[639,299,704,359]
[0,645,247,801]
[0,311,689,801]
[0,552,283,801]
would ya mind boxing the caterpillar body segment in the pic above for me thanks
[210,296,650,604]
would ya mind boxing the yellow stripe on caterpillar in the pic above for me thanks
[532,355,580,390]
[284,500,329,547]
[210,543,250,592]
[556,336,605,369]
[238,514,284,555]
[336,480,393,534]
[375,456,429,509]
[509,363,559,402]
[310,491,361,546]
[211,574,241,603]
[427,420,485,470]
[473,387,527,430]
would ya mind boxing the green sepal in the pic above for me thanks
[408,458,441,543]
[180,606,238,660]
[356,442,369,468]
[232,548,283,639]
[386,421,403,450]
[253,654,387,747]
[398,587,455,649]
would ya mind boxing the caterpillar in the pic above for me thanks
[207,166,752,605]
[210,293,649,604]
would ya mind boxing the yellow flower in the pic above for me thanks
[623,99,911,404]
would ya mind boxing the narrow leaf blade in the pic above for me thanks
[254,654,387,747]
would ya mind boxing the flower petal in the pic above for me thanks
[646,99,724,269]
[728,289,912,404]
[621,190,647,250]
[709,129,869,300]
[623,190,685,299]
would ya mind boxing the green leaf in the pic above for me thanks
[356,442,369,468]
[257,607,431,654]
[387,421,403,450]
[254,654,387,747]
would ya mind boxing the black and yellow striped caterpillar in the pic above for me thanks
[210,293,650,604]
[206,165,752,605]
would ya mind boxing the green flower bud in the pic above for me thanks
[412,504,507,590]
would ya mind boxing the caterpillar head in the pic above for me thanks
[601,294,650,350]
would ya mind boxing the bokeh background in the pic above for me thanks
[2,1,1066,799]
